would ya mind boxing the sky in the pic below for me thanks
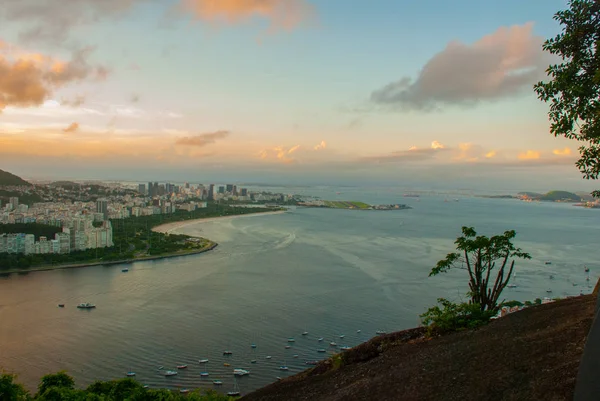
[0,0,594,191]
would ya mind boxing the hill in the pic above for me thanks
[0,169,30,186]
[242,295,594,401]
[539,190,581,202]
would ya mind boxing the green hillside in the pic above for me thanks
[0,169,31,186]
[539,190,581,202]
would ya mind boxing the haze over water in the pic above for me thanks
[1,187,598,395]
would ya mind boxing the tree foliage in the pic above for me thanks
[0,374,30,401]
[420,298,495,335]
[430,227,531,311]
[534,0,600,196]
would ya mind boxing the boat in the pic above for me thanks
[179,389,189,394]
[339,335,345,339]
[164,371,178,377]
[293,354,298,358]
[265,356,272,359]
[251,360,257,364]
[251,344,257,348]
[285,345,291,349]
[305,360,318,365]
[546,289,553,293]
[549,275,555,279]
[317,337,324,342]
[330,342,337,346]
[375,330,386,335]
[287,338,295,342]
[223,350,233,355]
[228,377,241,397]
[279,366,289,371]
[77,303,96,309]
[199,359,209,364]
[122,268,129,272]
[317,349,326,353]
[507,284,517,288]
[143,385,149,389]
[233,369,250,376]
[573,283,578,286]
[200,372,209,377]
[213,380,222,385]
[356,330,361,333]
[302,331,309,336]
[58,304,65,308]
[126,372,136,377]
[585,266,590,273]
[340,346,351,351]
[177,364,188,369]
[545,261,551,265]
[223,363,230,367]
[157,366,163,370]
[276,376,282,381]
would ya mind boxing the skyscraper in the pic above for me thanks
[153,182,159,196]
[241,188,248,196]
[96,199,108,220]
[147,182,153,196]
[232,185,237,196]
[226,184,234,193]
[9,197,19,210]
[218,186,225,194]
[138,183,146,194]
[208,184,215,201]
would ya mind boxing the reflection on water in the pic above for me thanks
[0,194,598,394]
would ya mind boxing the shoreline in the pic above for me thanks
[1,210,286,275]
[151,210,286,234]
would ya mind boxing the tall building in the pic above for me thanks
[147,182,153,196]
[226,184,234,193]
[241,188,248,196]
[208,184,215,200]
[138,183,146,194]
[232,185,237,196]
[185,182,190,189]
[96,199,108,220]
[9,197,19,210]
[218,186,225,194]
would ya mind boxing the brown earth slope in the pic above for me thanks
[242,295,595,401]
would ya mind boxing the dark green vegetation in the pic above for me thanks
[430,227,530,311]
[419,227,530,336]
[534,0,600,196]
[0,372,231,401]
[0,169,31,186]
[539,190,581,201]
[0,223,61,241]
[0,189,43,206]
[0,204,277,271]
[323,200,371,209]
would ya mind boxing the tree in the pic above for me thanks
[534,0,600,196]
[430,227,531,311]
[0,373,30,401]
[37,372,75,396]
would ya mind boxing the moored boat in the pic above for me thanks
[177,364,188,369]
[164,371,178,377]
[77,303,96,309]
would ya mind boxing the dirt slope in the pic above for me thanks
[242,295,594,401]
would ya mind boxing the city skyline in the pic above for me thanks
[0,0,593,191]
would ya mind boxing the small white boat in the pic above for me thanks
[339,335,345,339]
[507,284,517,288]
[279,366,289,371]
[77,303,96,309]
[251,360,257,364]
[356,330,361,333]
[199,359,209,364]
[180,389,189,394]
[200,372,209,377]
[177,364,188,369]
[276,376,282,381]
[265,356,272,359]
[340,346,351,351]
[317,337,324,342]
[227,391,241,397]
[126,372,136,377]
[233,369,250,376]
[157,366,163,370]
[164,371,178,377]
[302,332,309,336]
[143,385,149,389]
[317,349,326,353]
[287,338,295,342]
[293,354,298,358]
[213,380,223,385]
[573,283,578,286]
[546,289,552,293]
[330,342,337,346]
[251,344,257,348]
[285,345,291,349]
[375,331,386,335]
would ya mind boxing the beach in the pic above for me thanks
[151,210,286,235]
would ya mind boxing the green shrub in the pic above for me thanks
[420,298,495,336]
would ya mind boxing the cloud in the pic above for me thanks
[182,0,313,30]
[63,122,79,133]
[485,150,497,159]
[431,140,445,149]
[175,130,230,147]
[61,95,85,107]
[0,44,107,110]
[371,23,549,110]
[518,150,541,160]
[314,140,327,151]
[553,147,572,156]
[259,144,304,164]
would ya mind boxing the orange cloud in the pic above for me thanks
[553,147,572,156]
[485,150,497,158]
[518,150,541,160]
[63,122,79,133]
[431,140,445,149]
[314,140,327,151]
[182,0,313,30]
[0,43,107,111]
[175,130,230,147]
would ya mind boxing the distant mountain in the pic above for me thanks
[0,169,31,186]
[539,190,581,202]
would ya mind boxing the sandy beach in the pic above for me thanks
[152,210,286,234]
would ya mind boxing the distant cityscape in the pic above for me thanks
[0,181,295,256]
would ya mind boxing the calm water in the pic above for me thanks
[1,191,598,395]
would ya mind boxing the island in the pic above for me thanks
[298,200,411,210]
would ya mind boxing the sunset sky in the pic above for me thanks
[0,0,592,190]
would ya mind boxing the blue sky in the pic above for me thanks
[0,0,594,191]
